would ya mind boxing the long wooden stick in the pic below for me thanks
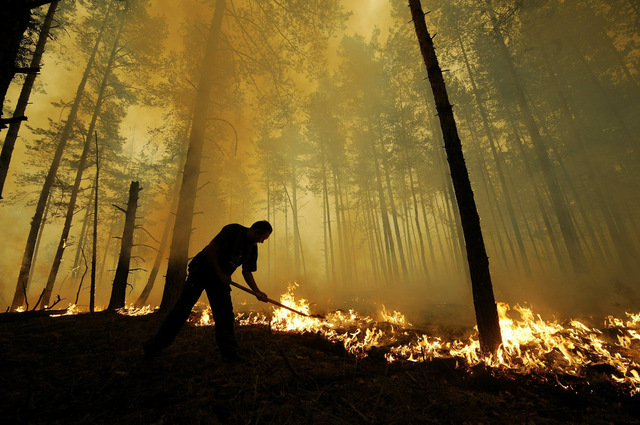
[230,281,324,319]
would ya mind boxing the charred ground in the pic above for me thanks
[1,311,639,424]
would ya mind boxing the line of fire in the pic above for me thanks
[1,0,639,423]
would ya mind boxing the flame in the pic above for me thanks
[13,282,638,394]
[195,284,640,395]
[51,304,80,317]
[116,305,157,316]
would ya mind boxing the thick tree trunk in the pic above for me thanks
[9,8,110,311]
[107,181,141,311]
[409,0,502,354]
[0,1,58,198]
[39,10,126,308]
[160,0,226,312]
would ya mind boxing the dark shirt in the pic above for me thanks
[189,224,258,276]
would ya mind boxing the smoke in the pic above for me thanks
[2,0,639,328]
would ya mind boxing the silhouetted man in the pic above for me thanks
[144,220,272,362]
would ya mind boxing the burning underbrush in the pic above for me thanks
[176,283,640,395]
[4,284,640,424]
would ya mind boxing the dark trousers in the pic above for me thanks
[147,270,238,357]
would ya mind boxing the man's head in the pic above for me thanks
[248,220,272,244]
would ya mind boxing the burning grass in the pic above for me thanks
[177,283,640,395]
[3,286,640,424]
[45,282,640,396]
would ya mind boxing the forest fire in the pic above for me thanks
[181,283,640,395]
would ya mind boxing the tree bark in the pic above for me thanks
[409,0,502,354]
[107,181,141,310]
[160,0,226,312]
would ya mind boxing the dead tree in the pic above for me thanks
[107,181,141,311]
[408,0,502,355]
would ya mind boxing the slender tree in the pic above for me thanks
[9,4,112,311]
[0,1,59,198]
[409,0,502,354]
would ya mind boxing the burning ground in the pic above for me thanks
[2,294,640,424]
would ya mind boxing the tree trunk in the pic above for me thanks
[461,111,512,270]
[90,132,99,312]
[370,137,399,280]
[0,1,58,198]
[9,7,111,311]
[160,0,226,312]
[409,0,502,354]
[39,9,126,308]
[107,181,141,311]
[458,35,530,275]
[400,132,429,277]
[486,5,585,273]
[505,111,566,269]
[26,189,51,292]
[135,197,175,308]
[320,139,336,283]
[380,139,410,281]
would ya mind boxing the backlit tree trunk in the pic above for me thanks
[39,8,126,308]
[409,0,502,354]
[107,181,141,311]
[10,6,111,311]
[486,5,585,273]
[160,0,226,311]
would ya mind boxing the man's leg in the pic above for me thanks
[205,284,239,360]
[144,273,204,357]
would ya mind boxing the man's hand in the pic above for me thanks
[254,290,268,302]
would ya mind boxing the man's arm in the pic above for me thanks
[242,270,268,302]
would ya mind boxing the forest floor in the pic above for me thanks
[1,310,639,425]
